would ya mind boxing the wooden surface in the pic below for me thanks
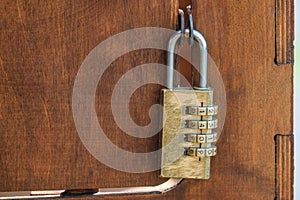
[0,0,293,199]
[0,0,177,191]
[275,135,294,200]
[275,0,294,65]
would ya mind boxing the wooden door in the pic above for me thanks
[0,0,294,199]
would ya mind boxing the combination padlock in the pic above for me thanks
[160,8,218,179]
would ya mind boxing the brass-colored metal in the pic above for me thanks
[161,5,217,180]
[160,88,216,179]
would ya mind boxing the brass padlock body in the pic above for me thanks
[160,88,215,179]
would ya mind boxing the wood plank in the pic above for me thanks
[182,0,293,199]
[0,0,178,191]
[0,0,293,199]
[275,0,294,65]
[275,134,294,200]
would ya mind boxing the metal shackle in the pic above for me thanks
[166,29,208,89]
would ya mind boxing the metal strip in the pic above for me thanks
[0,179,182,199]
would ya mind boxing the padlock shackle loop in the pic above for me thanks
[167,29,208,89]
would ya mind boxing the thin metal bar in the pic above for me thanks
[187,29,208,88]
[187,5,194,46]
[166,31,181,89]
[0,179,182,199]
[167,29,207,89]
[178,9,185,38]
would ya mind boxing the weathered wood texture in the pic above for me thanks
[0,0,293,199]
[275,0,294,65]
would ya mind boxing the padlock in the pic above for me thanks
[160,8,218,179]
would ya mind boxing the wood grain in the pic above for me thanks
[0,0,178,191]
[275,0,294,65]
[275,134,294,200]
[187,0,293,199]
[0,0,293,199]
